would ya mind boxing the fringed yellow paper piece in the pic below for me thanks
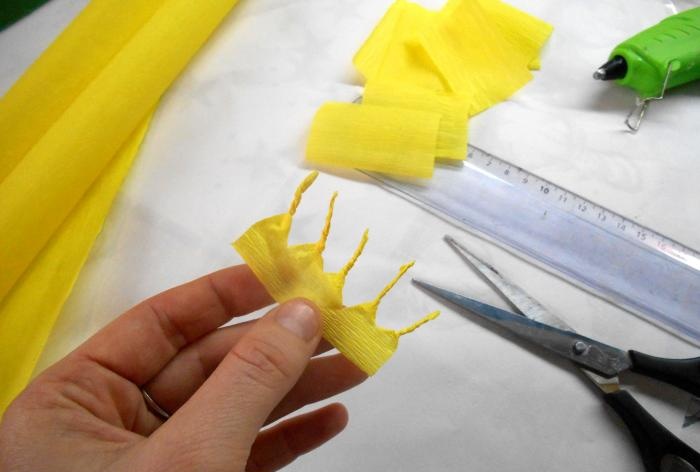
[0,0,241,414]
[234,172,439,375]
[306,102,439,178]
[309,0,552,177]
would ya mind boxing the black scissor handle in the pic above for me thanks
[604,390,700,472]
[629,351,700,399]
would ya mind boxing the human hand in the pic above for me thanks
[0,265,366,472]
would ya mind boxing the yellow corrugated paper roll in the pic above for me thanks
[0,0,241,413]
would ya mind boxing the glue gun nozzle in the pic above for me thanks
[593,56,628,81]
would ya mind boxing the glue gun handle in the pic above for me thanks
[604,390,700,472]
[629,351,700,398]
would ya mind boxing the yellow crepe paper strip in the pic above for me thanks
[354,0,551,115]
[353,0,404,82]
[450,0,553,71]
[355,1,447,92]
[418,0,531,115]
[363,84,470,161]
[306,102,439,178]
[312,0,551,177]
[419,0,552,115]
[0,0,241,413]
[233,172,439,375]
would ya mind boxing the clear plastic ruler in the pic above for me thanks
[364,145,700,346]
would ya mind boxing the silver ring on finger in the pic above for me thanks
[141,388,170,421]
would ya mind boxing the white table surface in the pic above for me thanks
[2,0,700,470]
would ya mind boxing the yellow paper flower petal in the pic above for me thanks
[363,83,470,161]
[233,172,439,375]
[306,102,438,178]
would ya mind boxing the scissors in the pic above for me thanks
[414,235,700,472]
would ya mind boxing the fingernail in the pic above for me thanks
[275,300,319,341]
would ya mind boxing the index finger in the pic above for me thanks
[73,264,273,385]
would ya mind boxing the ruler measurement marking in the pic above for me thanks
[365,143,700,342]
[469,146,700,263]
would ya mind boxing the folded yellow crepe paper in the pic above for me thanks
[353,0,403,81]
[0,0,241,413]
[354,0,447,92]
[363,84,470,161]
[418,0,551,115]
[475,0,553,71]
[321,0,552,178]
[374,1,447,92]
[0,0,165,182]
[233,171,439,375]
[306,102,439,178]
[0,0,241,302]
[0,116,152,415]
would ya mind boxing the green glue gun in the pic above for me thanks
[594,6,700,131]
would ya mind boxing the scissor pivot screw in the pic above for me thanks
[572,341,588,355]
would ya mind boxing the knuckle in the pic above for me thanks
[229,336,293,389]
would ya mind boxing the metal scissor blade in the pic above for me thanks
[442,237,621,393]
[444,235,571,331]
[412,278,632,378]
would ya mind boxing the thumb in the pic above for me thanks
[151,299,322,470]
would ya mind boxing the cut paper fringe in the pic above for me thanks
[233,171,439,375]
[307,0,552,177]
